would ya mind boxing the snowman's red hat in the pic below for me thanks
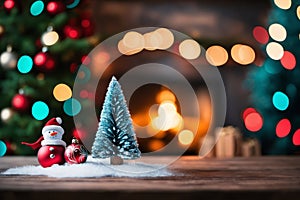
[42,117,64,135]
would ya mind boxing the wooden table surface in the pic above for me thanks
[0,156,300,200]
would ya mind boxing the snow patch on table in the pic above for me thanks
[1,156,172,178]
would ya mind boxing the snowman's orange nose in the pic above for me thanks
[50,132,58,136]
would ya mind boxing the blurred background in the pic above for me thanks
[0,0,299,156]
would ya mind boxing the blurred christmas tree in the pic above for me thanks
[245,0,300,154]
[0,0,98,155]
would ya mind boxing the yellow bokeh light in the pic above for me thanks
[41,31,59,46]
[151,113,182,131]
[156,90,176,103]
[154,28,174,50]
[206,45,228,66]
[178,130,194,145]
[274,0,291,10]
[179,39,201,60]
[53,83,72,101]
[151,101,182,131]
[231,44,255,65]
[268,23,287,42]
[297,6,300,20]
[266,42,284,60]
[118,39,143,55]
[143,31,162,51]
[123,31,144,49]
[158,101,177,116]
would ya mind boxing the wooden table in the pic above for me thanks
[0,156,300,200]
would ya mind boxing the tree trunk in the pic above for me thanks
[110,156,123,165]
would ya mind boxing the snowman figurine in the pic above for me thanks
[22,117,66,168]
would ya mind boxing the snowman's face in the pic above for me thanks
[43,130,63,141]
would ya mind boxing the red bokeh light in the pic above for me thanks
[244,112,263,132]
[242,107,257,120]
[11,94,29,111]
[280,51,296,70]
[276,118,291,138]
[4,0,15,10]
[293,129,300,146]
[34,52,47,66]
[253,26,269,44]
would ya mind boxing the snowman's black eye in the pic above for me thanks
[48,131,50,133]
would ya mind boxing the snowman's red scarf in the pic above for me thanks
[21,136,44,150]
[22,136,66,150]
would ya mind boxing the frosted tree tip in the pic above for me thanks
[111,76,117,81]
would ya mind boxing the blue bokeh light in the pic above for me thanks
[30,1,44,16]
[66,0,80,9]
[32,101,49,120]
[0,140,7,157]
[272,91,289,111]
[17,55,33,74]
[63,98,81,116]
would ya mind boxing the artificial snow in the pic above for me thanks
[1,156,172,178]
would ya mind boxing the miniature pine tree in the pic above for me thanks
[92,77,141,164]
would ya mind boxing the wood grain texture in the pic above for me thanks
[0,156,300,200]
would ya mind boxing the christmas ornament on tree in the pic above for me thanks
[0,46,17,69]
[64,138,88,164]
[92,77,141,165]
[46,1,65,15]
[22,117,66,168]
[34,51,56,72]
[11,93,30,112]
[0,107,15,123]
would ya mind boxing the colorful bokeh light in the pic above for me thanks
[179,39,201,60]
[17,55,33,74]
[274,0,291,10]
[268,23,287,42]
[272,91,289,111]
[30,1,44,16]
[178,130,194,145]
[53,83,72,101]
[0,140,7,157]
[244,112,263,132]
[231,44,255,65]
[206,45,228,66]
[41,31,59,46]
[276,119,291,138]
[293,129,300,146]
[66,0,80,9]
[63,98,81,116]
[4,0,15,10]
[280,51,296,70]
[242,107,257,120]
[253,26,269,44]
[266,42,284,60]
[31,101,49,120]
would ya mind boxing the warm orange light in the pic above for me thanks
[156,90,176,103]
[231,44,255,65]
[206,45,228,66]
[154,28,174,50]
[53,83,72,101]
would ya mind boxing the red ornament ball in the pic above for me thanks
[11,94,30,112]
[38,145,65,168]
[64,138,88,164]
[46,1,65,15]
[4,0,15,11]
[34,52,56,72]
[64,25,82,39]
